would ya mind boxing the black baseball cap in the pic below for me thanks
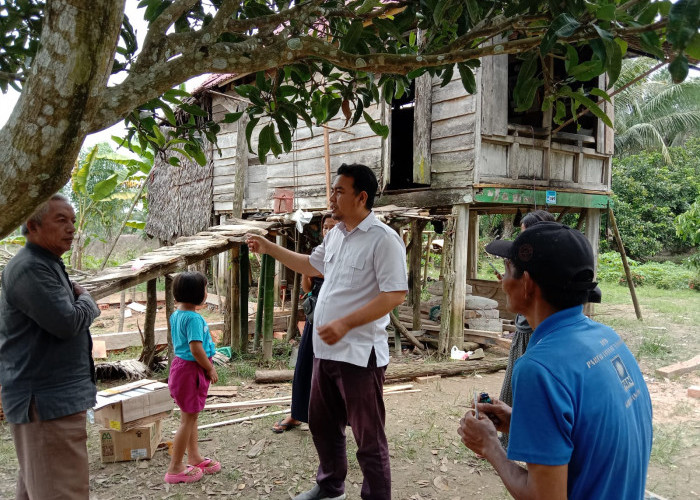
[485,222,599,296]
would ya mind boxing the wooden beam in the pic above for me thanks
[584,208,601,317]
[262,254,276,361]
[409,220,427,330]
[421,324,512,349]
[140,278,157,368]
[94,322,225,351]
[441,205,469,352]
[467,210,479,280]
[439,209,457,354]
[609,207,642,321]
[231,105,249,217]
[389,311,424,350]
[413,71,432,184]
[165,274,174,373]
[324,127,332,208]
[656,355,700,379]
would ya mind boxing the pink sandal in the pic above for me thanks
[164,464,203,484]
[193,457,221,475]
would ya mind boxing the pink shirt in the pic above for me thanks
[309,212,407,367]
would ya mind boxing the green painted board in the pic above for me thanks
[474,187,611,209]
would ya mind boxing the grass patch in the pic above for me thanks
[0,431,17,469]
[651,424,685,466]
[637,331,672,358]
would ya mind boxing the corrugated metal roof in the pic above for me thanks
[193,73,238,94]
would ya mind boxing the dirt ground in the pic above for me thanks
[0,301,699,499]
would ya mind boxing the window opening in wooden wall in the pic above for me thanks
[387,81,427,190]
[507,49,599,146]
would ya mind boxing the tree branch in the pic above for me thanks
[131,0,200,74]
[0,71,26,83]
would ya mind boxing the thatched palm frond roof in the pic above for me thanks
[145,145,214,244]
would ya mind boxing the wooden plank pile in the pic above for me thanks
[174,384,419,431]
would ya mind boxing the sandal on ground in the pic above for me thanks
[164,465,203,484]
[272,418,301,433]
[192,457,221,475]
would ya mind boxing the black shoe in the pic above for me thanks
[292,484,346,500]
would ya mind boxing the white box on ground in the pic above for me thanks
[94,379,173,431]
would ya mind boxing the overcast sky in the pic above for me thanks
[0,1,209,150]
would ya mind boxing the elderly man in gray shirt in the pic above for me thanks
[0,193,101,500]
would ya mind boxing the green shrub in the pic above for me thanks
[610,140,700,259]
[597,252,696,290]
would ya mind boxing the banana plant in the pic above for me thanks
[69,144,149,270]
[91,137,158,270]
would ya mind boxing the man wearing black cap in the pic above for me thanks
[458,222,652,500]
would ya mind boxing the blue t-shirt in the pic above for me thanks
[508,306,653,500]
[170,310,216,361]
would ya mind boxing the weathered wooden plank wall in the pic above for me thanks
[211,93,384,213]
[429,70,477,189]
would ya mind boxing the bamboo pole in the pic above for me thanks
[239,245,250,352]
[422,232,433,286]
[253,257,266,350]
[286,232,301,341]
[222,250,232,347]
[608,208,643,320]
[262,254,276,361]
[192,410,290,432]
[230,246,241,353]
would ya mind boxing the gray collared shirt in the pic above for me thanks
[0,242,100,423]
[309,211,408,367]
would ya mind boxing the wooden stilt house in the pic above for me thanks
[191,56,614,348]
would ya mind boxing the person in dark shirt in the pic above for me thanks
[272,213,337,433]
[497,209,554,448]
[0,194,101,499]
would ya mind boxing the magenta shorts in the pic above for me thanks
[168,356,210,413]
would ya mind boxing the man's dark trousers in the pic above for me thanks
[308,349,390,500]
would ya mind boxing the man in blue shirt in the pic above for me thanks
[458,221,652,500]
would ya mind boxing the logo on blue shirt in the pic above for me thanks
[611,355,635,391]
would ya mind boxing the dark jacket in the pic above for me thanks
[0,242,100,423]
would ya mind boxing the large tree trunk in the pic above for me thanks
[0,0,124,236]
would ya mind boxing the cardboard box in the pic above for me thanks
[94,379,173,431]
[100,420,162,463]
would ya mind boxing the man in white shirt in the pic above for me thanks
[246,163,407,500]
